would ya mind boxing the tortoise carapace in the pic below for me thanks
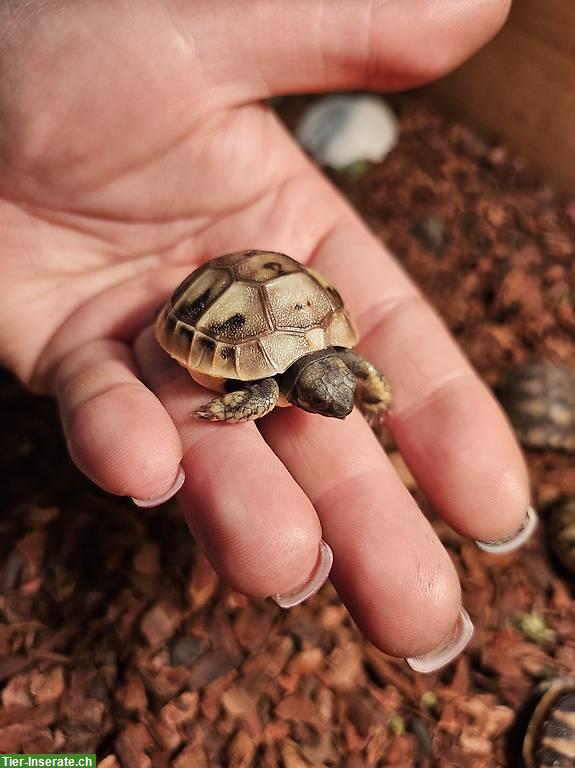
[155,250,391,424]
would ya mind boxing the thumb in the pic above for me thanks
[189,0,511,100]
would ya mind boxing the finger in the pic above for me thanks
[134,326,324,599]
[259,404,466,661]
[305,213,530,545]
[54,338,184,503]
[180,0,511,99]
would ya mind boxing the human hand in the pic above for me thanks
[0,0,529,670]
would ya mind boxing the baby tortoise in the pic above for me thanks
[497,362,575,452]
[523,678,575,768]
[549,497,575,575]
[155,250,391,424]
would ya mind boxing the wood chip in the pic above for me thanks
[98,757,121,768]
[173,743,209,768]
[115,672,148,714]
[227,729,256,768]
[114,723,154,768]
[139,602,183,646]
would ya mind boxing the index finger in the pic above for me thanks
[133,326,328,601]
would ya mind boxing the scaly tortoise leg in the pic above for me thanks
[337,349,392,427]
[195,377,280,423]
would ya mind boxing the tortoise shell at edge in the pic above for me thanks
[523,678,575,768]
[155,250,359,384]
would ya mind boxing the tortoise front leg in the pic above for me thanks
[337,349,392,427]
[195,377,280,423]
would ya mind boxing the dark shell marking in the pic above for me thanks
[523,679,575,768]
[199,337,216,352]
[177,288,212,326]
[497,362,575,452]
[155,250,358,381]
[209,312,247,336]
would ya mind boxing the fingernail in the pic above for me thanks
[271,540,333,609]
[131,465,186,508]
[475,504,538,554]
[406,607,474,674]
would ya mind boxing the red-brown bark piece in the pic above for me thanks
[115,723,154,768]
[139,602,183,646]
[115,672,148,714]
[172,743,210,768]
[99,757,121,768]
[227,729,256,768]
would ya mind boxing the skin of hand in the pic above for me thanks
[0,0,526,660]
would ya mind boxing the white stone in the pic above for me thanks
[296,94,399,169]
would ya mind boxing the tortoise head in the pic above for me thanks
[288,351,356,419]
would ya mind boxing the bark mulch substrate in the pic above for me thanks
[2,96,575,767]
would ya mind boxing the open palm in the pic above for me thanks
[0,0,529,663]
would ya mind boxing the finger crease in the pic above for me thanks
[356,292,423,341]
[63,379,146,425]
[392,369,477,424]
[182,424,259,468]
[312,465,385,516]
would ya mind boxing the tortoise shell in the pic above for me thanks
[497,362,575,452]
[523,678,575,768]
[155,250,358,384]
[549,497,575,575]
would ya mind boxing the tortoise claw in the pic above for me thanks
[195,409,216,420]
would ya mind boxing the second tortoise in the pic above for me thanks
[155,250,391,424]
